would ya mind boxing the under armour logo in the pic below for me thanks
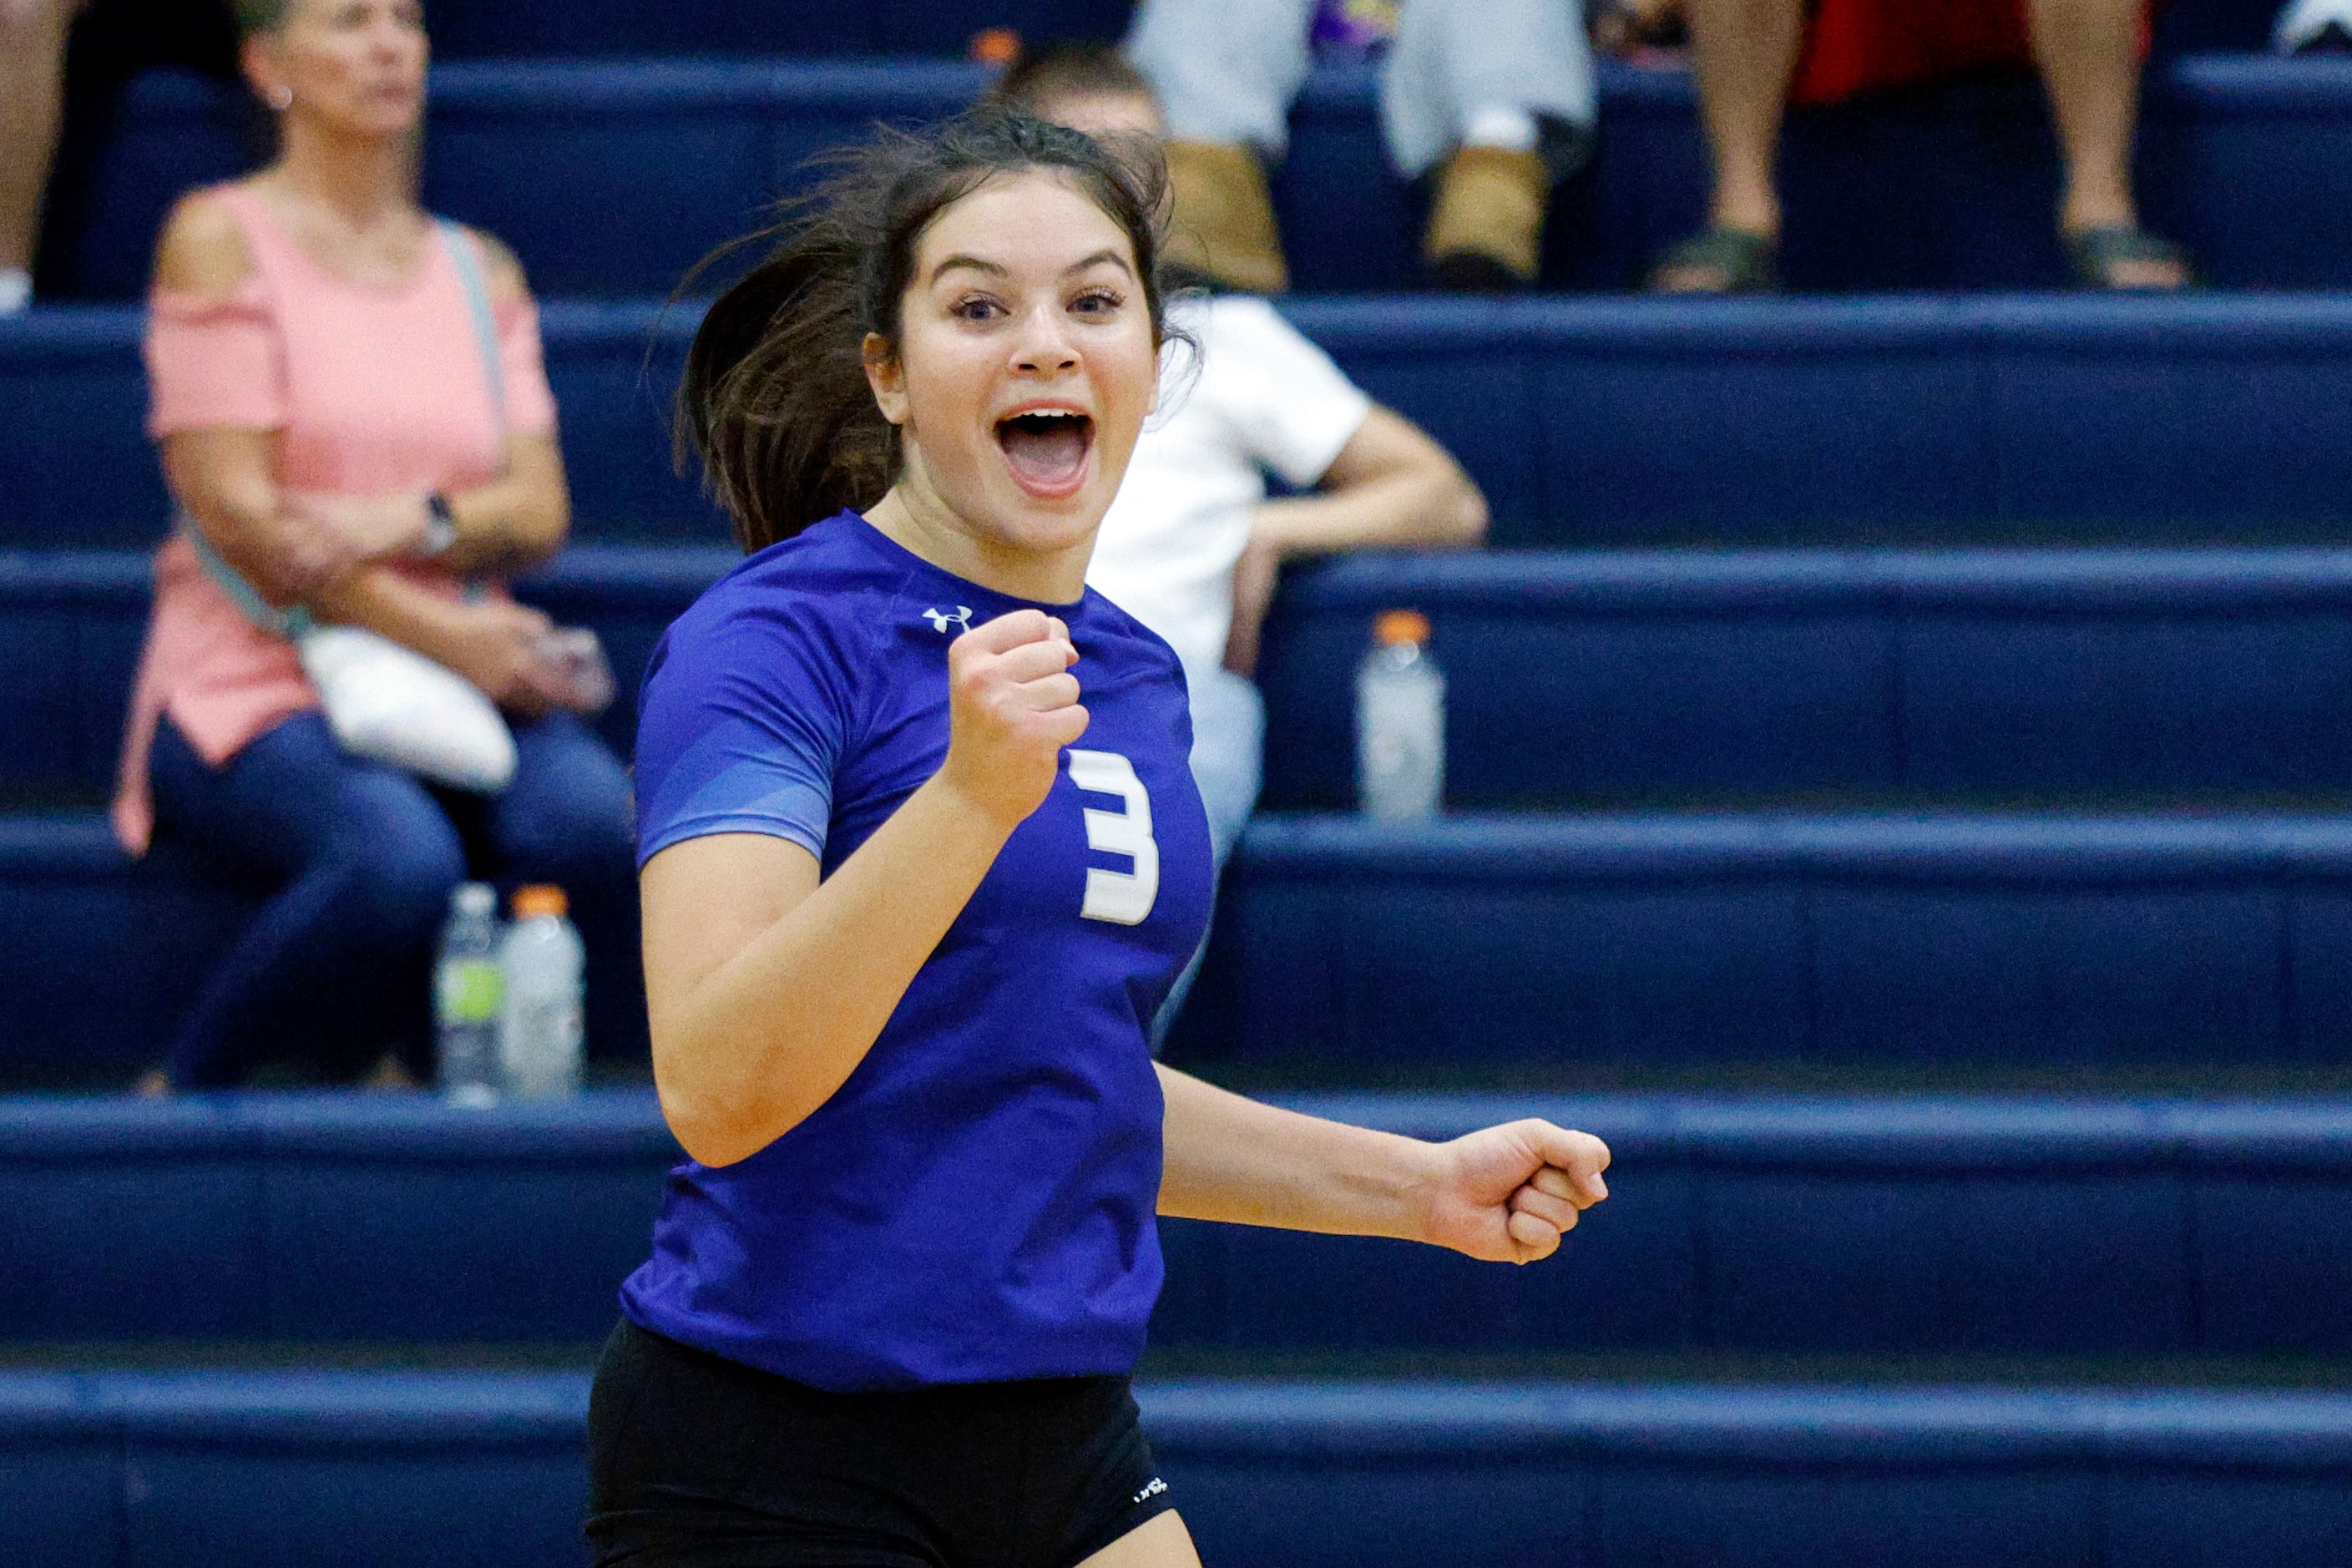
[923,606,973,635]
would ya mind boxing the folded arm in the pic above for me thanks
[1227,405,1487,675]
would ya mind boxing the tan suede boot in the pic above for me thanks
[1423,144,1549,289]
[1161,139,1289,295]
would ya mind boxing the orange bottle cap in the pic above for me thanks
[513,884,569,921]
[1375,609,1431,646]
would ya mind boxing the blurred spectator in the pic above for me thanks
[1125,0,1596,291]
[118,0,636,1092]
[998,44,1490,1031]
[0,0,81,313]
[2277,0,2352,50]
[2,0,241,311]
[1642,0,2191,291]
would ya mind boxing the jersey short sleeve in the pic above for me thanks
[633,599,857,868]
[1202,296,1373,488]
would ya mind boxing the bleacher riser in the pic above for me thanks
[42,57,2352,301]
[6,1091,2350,1358]
[10,296,2352,553]
[7,1368,2352,1568]
[30,545,2352,806]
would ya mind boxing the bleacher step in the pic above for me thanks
[48,56,2352,299]
[8,1368,2352,1568]
[28,543,2352,808]
[7,1090,2350,1357]
[1197,811,2352,1070]
[10,293,2352,551]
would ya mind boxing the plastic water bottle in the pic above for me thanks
[1357,609,1445,821]
[498,884,584,1100]
[434,883,504,1107]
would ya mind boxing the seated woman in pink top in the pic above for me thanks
[119,0,637,1090]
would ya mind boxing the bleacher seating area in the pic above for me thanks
[9,0,2352,1561]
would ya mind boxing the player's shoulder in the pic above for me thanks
[1077,587,1185,677]
[656,513,891,682]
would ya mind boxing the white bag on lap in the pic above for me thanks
[296,624,517,792]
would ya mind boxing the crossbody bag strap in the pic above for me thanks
[438,220,503,606]
[439,219,507,443]
[185,518,315,640]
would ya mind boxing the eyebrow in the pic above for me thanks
[928,248,1137,285]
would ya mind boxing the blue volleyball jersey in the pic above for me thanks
[620,509,1213,1391]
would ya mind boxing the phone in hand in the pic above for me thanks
[535,627,615,715]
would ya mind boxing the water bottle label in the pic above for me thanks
[436,959,504,1024]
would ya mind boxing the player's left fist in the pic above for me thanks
[1422,1119,1611,1265]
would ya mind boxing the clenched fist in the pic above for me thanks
[1421,1119,1612,1265]
[938,609,1090,830]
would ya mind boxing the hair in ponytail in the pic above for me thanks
[678,107,1176,554]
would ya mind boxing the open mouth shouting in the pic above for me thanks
[994,403,1095,500]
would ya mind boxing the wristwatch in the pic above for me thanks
[419,491,458,559]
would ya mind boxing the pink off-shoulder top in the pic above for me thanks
[113,183,559,853]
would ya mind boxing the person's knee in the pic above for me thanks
[335,819,468,945]
[515,805,636,891]
[501,726,638,887]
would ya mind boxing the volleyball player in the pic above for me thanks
[587,109,1612,1568]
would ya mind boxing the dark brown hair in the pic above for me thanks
[989,42,1157,118]
[678,107,1175,554]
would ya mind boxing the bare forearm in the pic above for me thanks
[1156,1064,1443,1242]
[309,565,468,656]
[442,458,569,576]
[657,778,1015,1166]
[1257,466,1482,558]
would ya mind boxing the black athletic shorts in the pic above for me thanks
[586,1319,1179,1568]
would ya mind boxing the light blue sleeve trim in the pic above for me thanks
[636,753,832,868]
[637,812,827,870]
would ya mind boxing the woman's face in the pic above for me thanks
[867,170,1159,564]
[247,0,428,143]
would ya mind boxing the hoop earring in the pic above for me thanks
[268,85,293,111]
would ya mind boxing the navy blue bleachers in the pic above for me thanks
[421,0,1131,61]
[39,544,2352,808]
[10,1090,2352,1358]
[11,296,2352,552]
[400,0,2277,60]
[1257,548,2352,808]
[37,57,2352,301]
[8,1368,2352,1568]
[1201,813,2352,1069]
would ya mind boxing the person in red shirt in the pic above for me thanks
[1636,0,2190,291]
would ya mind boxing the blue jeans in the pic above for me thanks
[149,710,643,1088]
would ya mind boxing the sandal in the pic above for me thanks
[1647,227,1781,295]
[2065,225,2193,291]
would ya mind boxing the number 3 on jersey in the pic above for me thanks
[1067,749,1158,925]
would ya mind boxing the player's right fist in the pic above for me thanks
[940,609,1090,828]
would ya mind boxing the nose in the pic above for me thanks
[1010,302,1080,376]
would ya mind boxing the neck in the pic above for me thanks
[269,115,418,227]
[863,472,1092,605]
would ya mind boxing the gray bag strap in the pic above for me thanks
[188,525,311,639]
[184,217,509,635]
[438,219,507,439]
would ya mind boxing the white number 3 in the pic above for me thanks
[1067,749,1159,925]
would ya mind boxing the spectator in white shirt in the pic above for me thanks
[995,44,1490,1033]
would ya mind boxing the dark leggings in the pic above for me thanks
[149,710,644,1088]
